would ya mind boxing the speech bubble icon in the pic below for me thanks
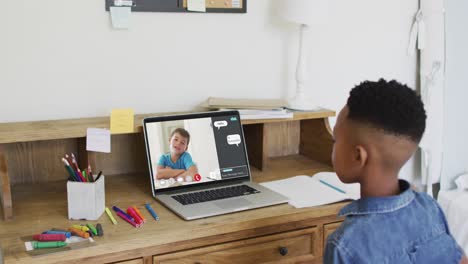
[214,121,228,130]
[227,134,241,146]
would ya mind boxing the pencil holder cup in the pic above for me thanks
[67,176,105,220]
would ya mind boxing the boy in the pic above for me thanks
[156,128,198,180]
[324,79,467,263]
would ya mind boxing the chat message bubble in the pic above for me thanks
[227,134,241,146]
[214,121,228,130]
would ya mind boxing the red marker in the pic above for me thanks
[127,207,143,225]
[194,174,201,181]
[32,234,66,241]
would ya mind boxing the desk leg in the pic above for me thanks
[243,123,268,170]
[0,144,13,220]
[300,118,334,167]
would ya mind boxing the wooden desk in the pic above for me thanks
[1,166,346,264]
[0,109,344,263]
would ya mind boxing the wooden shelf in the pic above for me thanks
[0,109,335,221]
[0,110,334,144]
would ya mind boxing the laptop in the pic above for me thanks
[142,110,289,220]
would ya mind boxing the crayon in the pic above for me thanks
[86,223,98,236]
[33,234,66,241]
[96,223,104,236]
[71,224,89,232]
[32,241,67,249]
[68,227,90,239]
[42,230,71,238]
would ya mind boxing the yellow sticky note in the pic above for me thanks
[110,108,134,134]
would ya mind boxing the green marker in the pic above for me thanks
[33,241,67,249]
[86,223,98,236]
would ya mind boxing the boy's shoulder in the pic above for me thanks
[326,187,457,263]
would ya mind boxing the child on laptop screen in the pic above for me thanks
[324,79,468,264]
[156,128,199,182]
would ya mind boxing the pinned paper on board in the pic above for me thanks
[187,0,206,12]
[110,108,134,134]
[110,6,131,29]
[86,128,111,153]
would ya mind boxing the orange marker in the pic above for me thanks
[68,227,90,239]
[132,206,146,223]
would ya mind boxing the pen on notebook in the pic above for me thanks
[319,179,346,194]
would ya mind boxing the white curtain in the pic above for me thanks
[408,0,445,196]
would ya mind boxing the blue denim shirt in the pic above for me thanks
[324,180,464,264]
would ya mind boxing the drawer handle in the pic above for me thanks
[279,246,288,256]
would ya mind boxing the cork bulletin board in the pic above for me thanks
[105,0,247,13]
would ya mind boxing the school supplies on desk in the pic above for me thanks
[145,203,159,221]
[67,175,105,220]
[61,153,97,182]
[105,207,118,224]
[260,172,360,208]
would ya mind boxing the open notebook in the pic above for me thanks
[260,172,360,208]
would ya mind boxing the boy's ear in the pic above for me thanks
[354,145,368,168]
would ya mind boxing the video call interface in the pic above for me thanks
[145,114,249,190]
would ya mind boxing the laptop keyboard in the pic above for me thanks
[172,185,261,205]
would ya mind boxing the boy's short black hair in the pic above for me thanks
[346,79,426,143]
[171,128,190,146]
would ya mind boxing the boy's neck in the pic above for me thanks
[170,153,181,162]
[359,169,400,198]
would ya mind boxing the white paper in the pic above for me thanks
[188,0,206,12]
[313,172,361,200]
[86,128,111,153]
[220,108,294,120]
[260,173,360,208]
[110,6,131,29]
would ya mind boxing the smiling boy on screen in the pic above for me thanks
[156,128,198,181]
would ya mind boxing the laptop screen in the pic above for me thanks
[143,111,250,193]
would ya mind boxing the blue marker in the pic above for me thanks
[145,203,159,221]
[319,179,346,194]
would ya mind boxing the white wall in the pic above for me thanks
[441,0,468,189]
[1,0,417,123]
[1,0,420,180]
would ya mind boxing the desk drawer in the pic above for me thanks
[154,227,320,264]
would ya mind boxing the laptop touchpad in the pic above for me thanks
[214,198,252,209]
